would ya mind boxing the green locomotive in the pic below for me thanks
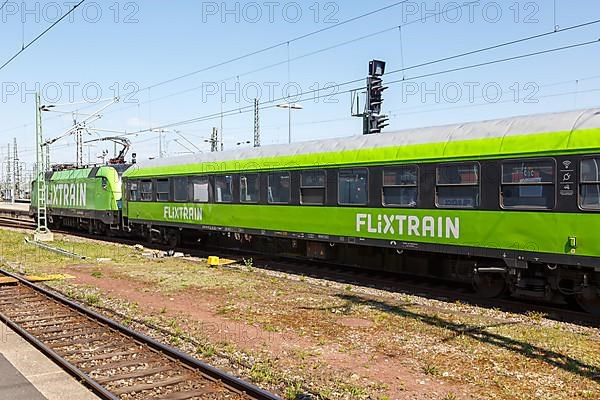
[31,165,128,233]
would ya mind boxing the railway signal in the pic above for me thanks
[357,59,389,135]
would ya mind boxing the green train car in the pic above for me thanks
[31,165,129,233]
[121,108,600,312]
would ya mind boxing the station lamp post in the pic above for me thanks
[276,103,303,144]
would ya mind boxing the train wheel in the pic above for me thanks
[576,286,600,316]
[166,229,180,248]
[473,271,506,298]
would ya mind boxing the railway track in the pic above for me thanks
[0,215,36,230]
[0,214,596,325]
[0,269,280,400]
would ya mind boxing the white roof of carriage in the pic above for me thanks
[131,108,600,170]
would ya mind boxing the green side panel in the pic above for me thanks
[32,167,122,212]
[127,203,600,259]
[123,128,600,178]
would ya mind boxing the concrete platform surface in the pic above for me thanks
[0,354,45,400]
[0,321,99,400]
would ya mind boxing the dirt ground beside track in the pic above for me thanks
[1,228,599,399]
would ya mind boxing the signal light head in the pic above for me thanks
[369,59,386,77]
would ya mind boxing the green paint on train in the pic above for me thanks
[125,202,600,259]
[31,167,123,212]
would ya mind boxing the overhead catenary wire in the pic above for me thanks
[0,0,87,72]
[142,0,414,91]
[386,39,600,87]
[15,75,600,157]
[126,87,600,149]
[389,74,600,114]
[95,1,479,119]
[2,5,592,137]
[387,17,600,77]
[131,38,600,134]
[96,14,600,123]
[5,2,598,158]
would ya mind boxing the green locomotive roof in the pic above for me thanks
[49,166,121,182]
[124,108,600,178]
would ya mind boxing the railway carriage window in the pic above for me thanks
[240,174,260,203]
[128,181,140,202]
[300,171,326,205]
[501,160,554,209]
[383,166,418,207]
[268,172,291,204]
[580,158,600,210]
[140,180,153,202]
[173,177,188,202]
[338,169,368,206]
[436,163,480,208]
[156,179,170,202]
[214,175,233,203]
[191,177,209,203]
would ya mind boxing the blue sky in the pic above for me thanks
[1,0,600,171]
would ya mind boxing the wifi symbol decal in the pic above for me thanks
[563,161,572,169]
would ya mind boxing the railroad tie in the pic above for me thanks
[80,349,142,362]
[94,366,172,385]
[52,335,115,351]
[154,388,220,400]
[58,342,123,358]
[82,356,156,374]
[110,375,190,396]
[28,322,91,335]
[39,328,102,342]
[0,295,41,304]
[20,317,80,329]
[1,307,65,317]
[12,313,74,323]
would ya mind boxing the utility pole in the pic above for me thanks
[159,130,164,158]
[6,143,11,203]
[73,111,85,167]
[13,138,18,202]
[254,98,261,148]
[35,92,52,241]
[76,128,83,167]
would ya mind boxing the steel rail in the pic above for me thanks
[0,268,281,400]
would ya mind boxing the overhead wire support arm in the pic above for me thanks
[83,136,131,164]
[43,97,120,147]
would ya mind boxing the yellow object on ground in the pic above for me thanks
[206,256,237,266]
[24,274,76,282]
[0,277,18,285]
